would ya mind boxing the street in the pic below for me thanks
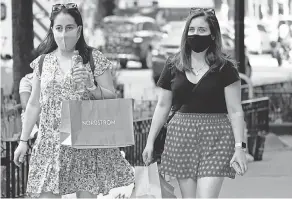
[117,54,292,100]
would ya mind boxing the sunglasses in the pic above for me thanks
[190,8,215,15]
[52,3,78,12]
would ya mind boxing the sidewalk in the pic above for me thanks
[219,150,292,198]
[170,134,292,198]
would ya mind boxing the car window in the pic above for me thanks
[136,23,144,31]
[257,24,267,32]
[142,22,154,31]
[279,20,292,28]
[103,21,136,33]
[153,23,160,31]
[1,3,6,20]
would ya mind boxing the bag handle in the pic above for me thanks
[98,85,104,100]
[88,47,98,86]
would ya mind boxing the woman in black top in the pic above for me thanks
[143,8,247,198]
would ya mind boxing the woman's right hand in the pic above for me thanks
[142,143,154,166]
[14,142,29,167]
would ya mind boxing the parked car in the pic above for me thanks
[101,15,165,69]
[152,21,252,84]
[278,15,292,32]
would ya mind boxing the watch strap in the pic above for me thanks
[235,142,247,149]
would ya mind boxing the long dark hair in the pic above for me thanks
[35,6,91,64]
[171,10,236,72]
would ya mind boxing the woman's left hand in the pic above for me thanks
[72,65,92,87]
[230,148,248,176]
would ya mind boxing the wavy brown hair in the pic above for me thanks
[35,5,91,64]
[171,10,237,72]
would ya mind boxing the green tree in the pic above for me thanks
[12,0,34,103]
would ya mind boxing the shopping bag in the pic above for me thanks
[159,174,176,198]
[59,99,134,148]
[131,162,162,198]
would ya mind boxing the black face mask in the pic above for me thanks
[187,34,212,53]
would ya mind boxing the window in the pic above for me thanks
[257,24,267,32]
[104,21,135,33]
[1,3,6,21]
[142,22,154,31]
[153,23,160,31]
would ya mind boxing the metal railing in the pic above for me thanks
[1,139,35,198]
[242,81,292,122]
[121,119,151,166]
[239,73,254,99]
[254,91,292,122]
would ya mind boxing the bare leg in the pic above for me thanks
[177,178,197,198]
[76,191,97,198]
[39,192,61,198]
[196,177,224,198]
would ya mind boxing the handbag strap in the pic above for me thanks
[166,104,183,124]
[88,47,98,86]
[98,85,104,100]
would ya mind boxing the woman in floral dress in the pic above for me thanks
[13,3,134,198]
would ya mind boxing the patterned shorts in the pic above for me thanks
[160,112,236,179]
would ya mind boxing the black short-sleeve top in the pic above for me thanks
[157,57,240,113]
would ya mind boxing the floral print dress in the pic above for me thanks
[26,49,134,197]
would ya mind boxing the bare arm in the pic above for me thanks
[20,74,41,141]
[147,88,173,145]
[87,69,117,99]
[224,80,245,143]
[19,76,32,111]
[87,50,117,99]
[20,91,40,127]
[20,92,30,112]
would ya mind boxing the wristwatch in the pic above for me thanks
[235,142,247,150]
